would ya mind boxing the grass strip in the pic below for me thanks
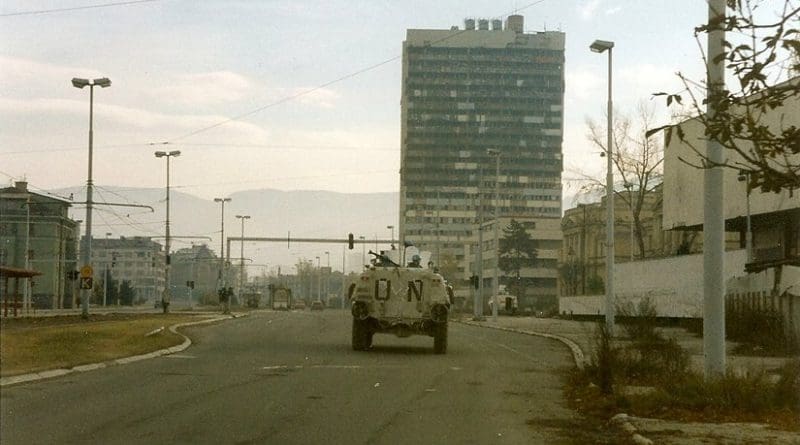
[0,314,208,377]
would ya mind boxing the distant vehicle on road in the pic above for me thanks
[349,250,452,354]
[244,291,262,308]
[270,286,292,310]
[310,300,324,311]
[292,300,307,310]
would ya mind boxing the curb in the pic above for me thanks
[609,414,654,445]
[0,313,246,388]
[456,319,586,370]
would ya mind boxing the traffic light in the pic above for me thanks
[348,233,354,250]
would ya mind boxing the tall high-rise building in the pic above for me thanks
[399,15,565,309]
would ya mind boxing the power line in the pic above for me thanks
[0,142,398,156]
[0,0,158,17]
[162,0,551,143]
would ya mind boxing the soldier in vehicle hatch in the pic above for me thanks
[408,254,422,268]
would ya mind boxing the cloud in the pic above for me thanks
[150,71,254,106]
[278,87,341,109]
[0,55,105,96]
[605,6,621,15]
[577,0,603,20]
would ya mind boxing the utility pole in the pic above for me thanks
[704,0,727,378]
[474,168,484,321]
[236,215,250,305]
[214,197,231,313]
[488,149,501,322]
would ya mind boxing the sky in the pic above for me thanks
[1,0,752,275]
[0,0,718,202]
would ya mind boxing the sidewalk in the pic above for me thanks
[457,315,800,445]
[458,315,794,375]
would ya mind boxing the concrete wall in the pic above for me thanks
[558,251,799,338]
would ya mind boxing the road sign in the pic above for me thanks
[80,265,93,278]
[80,277,93,290]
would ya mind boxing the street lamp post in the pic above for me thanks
[214,197,231,313]
[315,256,321,301]
[324,251,330,303]
[359,236,366,267]
[72,76,111,319]
[590,38,615,332]
[104,232,111,306]
[487,149,501,322]
[236,215,250,305]
[155,149,181,313]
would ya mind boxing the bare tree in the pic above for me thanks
[649,0,800,193]
[578,101,665,259]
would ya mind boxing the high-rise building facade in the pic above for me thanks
[399,16,565,308]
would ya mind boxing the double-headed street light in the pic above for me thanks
[155,149,181,313]
[214,197,232,313]
[236,215,251,303]
[590,38,615,332]
[72,76,111,319]
[487,148,501,322]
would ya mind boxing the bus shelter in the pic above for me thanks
[1,266,42,317]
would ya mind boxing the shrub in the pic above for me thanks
[727,305,799,356]
[617,297,659,340]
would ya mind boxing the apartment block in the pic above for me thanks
[400,15,565,307]
[91,236,165,305]
[0,181,78,309]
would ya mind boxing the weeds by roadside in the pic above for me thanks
[567,299,800,431]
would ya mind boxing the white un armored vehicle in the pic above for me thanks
[348,250,453,354]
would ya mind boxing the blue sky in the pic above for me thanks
[1,0,716,201]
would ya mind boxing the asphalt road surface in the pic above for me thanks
[1,310,586,444]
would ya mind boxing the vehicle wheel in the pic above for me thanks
[433,323,448,354]
[352,319,370,351]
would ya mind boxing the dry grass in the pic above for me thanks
[0,313,207,377]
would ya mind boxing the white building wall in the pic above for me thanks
[560,249,747,317]
[663,80,800,229]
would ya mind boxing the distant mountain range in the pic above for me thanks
[57,186,399,273]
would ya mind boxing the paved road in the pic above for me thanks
[1,310,584,444]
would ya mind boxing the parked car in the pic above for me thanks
[310,300,324,311]
[292,300,307,310]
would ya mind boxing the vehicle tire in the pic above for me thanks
[433,322,448,354]
[352,319,369,351]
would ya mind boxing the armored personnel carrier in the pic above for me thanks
[348,250,453,354]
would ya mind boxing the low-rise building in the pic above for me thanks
[91,236,165,305]
[0,181,78,309]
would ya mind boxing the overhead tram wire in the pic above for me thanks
[0,0,158,17]
[161,0,551,144]
[2,0,551,156]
